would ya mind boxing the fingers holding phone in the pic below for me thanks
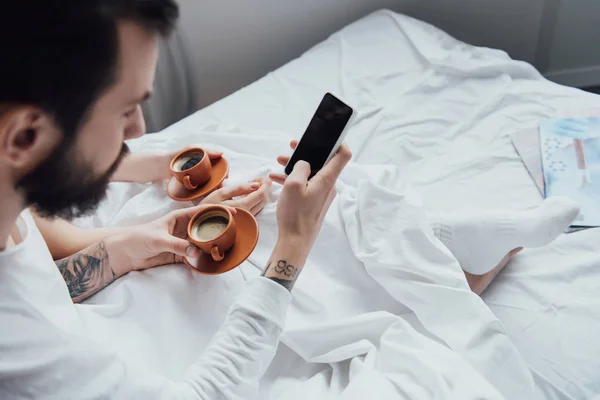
[274,140,298,170]
[270,140,298,185]
[274,143,352,252]
[270,92,355,185]
[261,93,354,291]
[283,93,354,179]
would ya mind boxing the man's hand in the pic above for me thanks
[56,204,237,303]
[201,178,272,215]
[262,141,352,290]
[106,204,238,278]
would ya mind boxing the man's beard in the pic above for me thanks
[17,141,130,220]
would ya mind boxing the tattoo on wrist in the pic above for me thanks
[55,242,115,303]
[261,259,300,291]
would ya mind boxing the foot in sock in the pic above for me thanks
[430,197,580,275]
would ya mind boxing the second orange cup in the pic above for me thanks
[170,147,212,191]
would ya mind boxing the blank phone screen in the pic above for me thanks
[285,93,353,177]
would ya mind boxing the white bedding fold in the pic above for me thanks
[340,181,535,399]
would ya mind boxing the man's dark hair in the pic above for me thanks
[0,0,179,143]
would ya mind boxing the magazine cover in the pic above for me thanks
[540,118,600,227]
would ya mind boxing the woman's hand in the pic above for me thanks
[160,147,224,181]
[269,141,351,250]
[200,178,272,216]
[259,141,352,291]
[111,147,225,183]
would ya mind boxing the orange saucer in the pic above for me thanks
[167,157,229,202]
[184,207,259,275]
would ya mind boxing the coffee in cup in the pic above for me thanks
[188,206,237,262]
[193,215,229,241]
[170,147,212,191]
[173,151,204,172]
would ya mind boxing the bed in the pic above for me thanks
[74,10,600,399]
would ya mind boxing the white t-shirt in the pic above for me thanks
[0,210,291,399]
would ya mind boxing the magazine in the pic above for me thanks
[539,117,600,227]
[510,129,545,196]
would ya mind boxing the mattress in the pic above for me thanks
[75,10,600,400]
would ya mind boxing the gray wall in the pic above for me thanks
[175,0,600,108]
[543,0,600,87]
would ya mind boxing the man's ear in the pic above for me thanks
[0,107,61,177]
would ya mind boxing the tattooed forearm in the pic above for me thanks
[55,242,116,303]
[261,260,301,291]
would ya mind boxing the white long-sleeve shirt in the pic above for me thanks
[0,210,291,399]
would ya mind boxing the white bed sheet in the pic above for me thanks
[73,10,600,399]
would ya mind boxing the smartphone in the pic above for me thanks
[285,92,354,178]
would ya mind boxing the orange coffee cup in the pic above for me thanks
[187,205,237,261]
[170,147,212,191]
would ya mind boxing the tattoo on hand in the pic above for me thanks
[56,242,115,303]
[273,260,299,278]
[261,260,300,291]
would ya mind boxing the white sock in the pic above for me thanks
[430,197,580,275]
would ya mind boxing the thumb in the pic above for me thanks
[153,234,201,258]
[286,160,311,188]
[207,151,223,160]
